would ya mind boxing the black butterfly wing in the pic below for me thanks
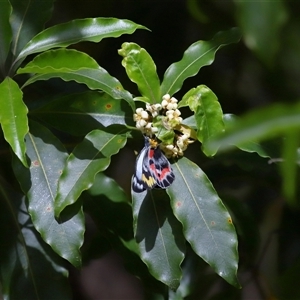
[147,146,175,189]
[132,145,157,193]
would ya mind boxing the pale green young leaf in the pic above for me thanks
[0,77,28,167]
[119,42,161,104]
[180,85,224,156]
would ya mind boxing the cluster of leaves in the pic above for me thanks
[1,0,299,299]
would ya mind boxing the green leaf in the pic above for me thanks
[0,0,12,75]
[161,28,242,97]
[18,49,134,108]
[119,42,161,104]
[206,102,300,154]
[167,157,240,288]
[179,85,224,156]
[280,130,299,207]
[234,0,288,67]
[223,114,269,158]
[31,91,134,136]
[12,120,85,268]
[85,177,167,298]
[87,173,133,240]
[89,172,130,204]
[9,0,54,59]
[0,77,28,167]
[55,129,128,217]
[17,17,148,61]
[132,189,186,290]
[0,179,71,299]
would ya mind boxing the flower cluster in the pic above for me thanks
[133,94,193,157]
[161,133,194,157]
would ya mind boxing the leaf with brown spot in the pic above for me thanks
[167,157,240,288]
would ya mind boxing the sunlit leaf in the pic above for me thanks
[17,17,147,60]
[234,0,288,67]
[179,85,224,156]
[167,157,240,288]
[0,77,28,167]
[12,120,85,268]
[161,28,241,97]
[18,49,134,108]
[0,0,12,75]
[55,129,128,217]
[119,42,161,104]
[132,189,185,290]
[0,179,71,299]
[31,91,134,136]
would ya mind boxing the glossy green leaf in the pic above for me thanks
[18,49,134,108]
[161,28,241,97]
[17,17,147,60]
[119,42,161,104]
[0,0,12,75]
[55,129,128,217]
[12,120,85,268]
[206,102,300,154]
[0,179,71,299]
[223,114,269,158]
[31,91,134,136]
[167,157,240,288]
[9,0,54,59]
[0,77,28,167]
[234,0,288,67]
[179,85,224,156]
[132,189,186,290]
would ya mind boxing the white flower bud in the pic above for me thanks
[162,94,171,101]
[141,110,149,119]
[136,107,144,114]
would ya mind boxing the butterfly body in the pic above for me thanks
[132,136,175,193]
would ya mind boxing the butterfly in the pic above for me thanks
[132,136,175,193]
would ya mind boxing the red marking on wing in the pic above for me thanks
[149,162,171,180]
[149,163,156,171]
[148,149,155,159]
[158,166,171,180]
